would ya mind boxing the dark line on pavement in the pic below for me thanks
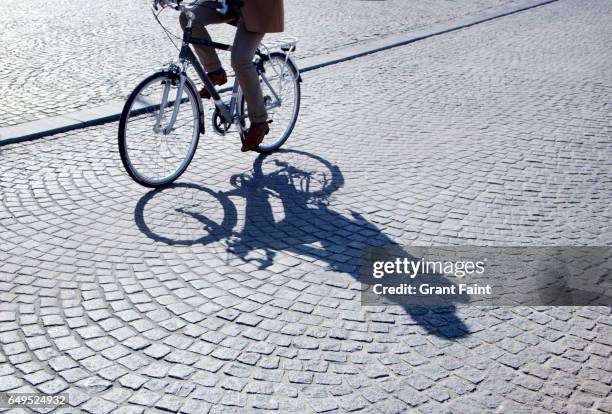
[299,0,559,72]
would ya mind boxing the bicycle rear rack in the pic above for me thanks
[260,36,299,55]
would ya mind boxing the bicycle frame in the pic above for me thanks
[156,7,299,137]
[180,30,238,124]
[156,10,244,135]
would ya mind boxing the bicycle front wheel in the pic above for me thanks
[239,52,301,153]
[118,72,201,188]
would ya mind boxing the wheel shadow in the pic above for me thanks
[135,183,238,246]
[134,149,470,339]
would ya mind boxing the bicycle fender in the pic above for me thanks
[183,74,206,134]
[159,66,206,135]
[270,52,302,83]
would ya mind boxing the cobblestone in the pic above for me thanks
[0,0,532,127]
[0,0,611,412]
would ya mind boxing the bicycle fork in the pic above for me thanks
[153,74,187,135]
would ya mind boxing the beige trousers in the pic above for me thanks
[179,1,267,124]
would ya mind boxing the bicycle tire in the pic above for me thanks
[118,71,201,188]
[238,52,301,153]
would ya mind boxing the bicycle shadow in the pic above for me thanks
[134,149,470,339]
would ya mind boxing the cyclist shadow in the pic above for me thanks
[134,149,470,339]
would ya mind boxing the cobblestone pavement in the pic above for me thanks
[0,0,532,127]
[1,0,611,412]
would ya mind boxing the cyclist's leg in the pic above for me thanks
[179,1,236,72]
[231,19,267,124]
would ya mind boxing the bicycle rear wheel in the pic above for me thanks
[118,72,201,188]
[239,52,301,153]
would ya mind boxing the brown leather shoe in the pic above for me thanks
[199,69,228,99]
[241,122,270,152]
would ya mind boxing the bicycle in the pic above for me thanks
[118,0,302,188]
